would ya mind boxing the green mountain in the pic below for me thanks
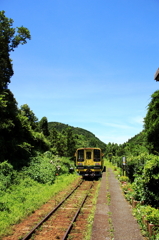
[48,122,106,151]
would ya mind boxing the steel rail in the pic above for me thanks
[22,179,84,240]
[62,181,94,240]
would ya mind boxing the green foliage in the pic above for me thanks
[0,151,77,237]
[22,153,74,184]
[126,157,144,182]
[48,122,107,150]
[144,90,159,154]
[0,92,50,167]
[0,161,16,192]
[0,173,79,237]
[143,155,159,207]
[125,131,147,155]
[0,93,7,108]
[119,176,129,182]
[0,11,34,166]
[48,128,67,156]
[105,142,119,157]
[0,10,31,90]
[0,90,18,127]
[66,127,76,157]
[123,153,146,182]
[39,116,49,136]
[132,205,159,239]
[110,131,147,159]
[119,177,136,202]
[23,157,56,184]
[48,122,107,157]
[0,90,20,163]
[32,131,51,152]
[144,206,159,225]
[113,153,159,207]
[48,122,69,132]
[133,204,159,238]
[20,104,38,130]
[132,176,146,202]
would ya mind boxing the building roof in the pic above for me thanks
[154,68,159,81]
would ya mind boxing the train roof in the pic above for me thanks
[76,147,101,150]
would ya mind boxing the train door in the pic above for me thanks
[85,149,93,166]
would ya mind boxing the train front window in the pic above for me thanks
[86,151,91,159]
[78,150,84,162]
[94,149,100,162]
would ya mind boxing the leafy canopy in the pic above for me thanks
[144,90,159,154]
[0,10,31,90]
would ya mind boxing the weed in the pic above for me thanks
[84,181,100,240]
[0,173,79,238]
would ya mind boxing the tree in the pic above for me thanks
[39,117,49,136]
[0,10,31,91]
[0,89,19,162]
[66,127,76,158]
[20,104,38,130]
[144,90,159,154]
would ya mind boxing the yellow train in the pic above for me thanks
[75,147,106,178]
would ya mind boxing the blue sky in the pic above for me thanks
[1,0,159,144]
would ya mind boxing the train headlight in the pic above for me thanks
[78,163,83,165]
[95,163,100,166]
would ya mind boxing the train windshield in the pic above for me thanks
[86,151,91,159]
[94,149,100,162]
[77,149,84,162]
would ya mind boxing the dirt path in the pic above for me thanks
[91,171,111,240]
[91,168,145,240]
[108,168,144,240]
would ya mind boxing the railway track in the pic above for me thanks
[21,179,98,240]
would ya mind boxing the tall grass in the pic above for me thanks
[0,173,79,238]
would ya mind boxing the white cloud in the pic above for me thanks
[131,116,144,125]
[100,121,133,129]
[98,134,133,144]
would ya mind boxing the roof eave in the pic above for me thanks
[154,68,159,81]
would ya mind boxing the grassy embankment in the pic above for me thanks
[0,153,80,238]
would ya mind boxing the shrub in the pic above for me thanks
[132,176,146,202]
[0,161,16,191]
[143,155,159,207]
[22,153,75,184]
[119,176,129,183]
[23,156,56,184]
[134,205,159,225]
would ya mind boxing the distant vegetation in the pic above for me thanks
[48,121,106,156]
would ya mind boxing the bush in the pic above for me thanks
[132,176,146,202]
[119,176,129,183]
[134,205,159,225]
[23,155,56,184]
[22,153,75,184]
[126,154,146,182]
[112,154,159,207]
[143,155,159,207]
[0,161,16,191]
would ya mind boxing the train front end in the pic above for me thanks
[75,148,105,178]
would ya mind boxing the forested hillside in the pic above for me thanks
[48,121,106,153]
